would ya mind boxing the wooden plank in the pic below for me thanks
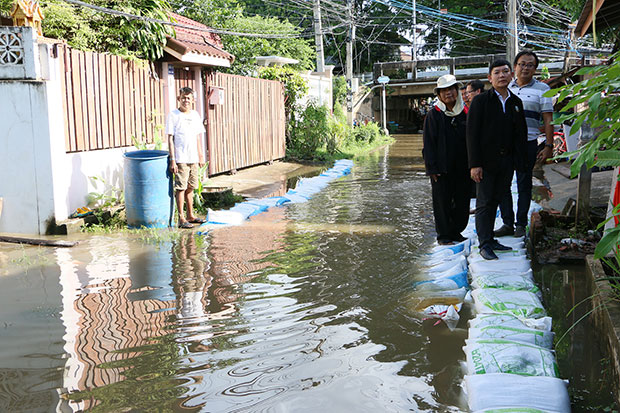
[84,51,98,150]
[121,59,131,147]
[0,235,79,248]
[92,52,104,149]
[100,54,110,149]
[72,50,86,152]
[109,55,120,148]
[144,68,152,143]
[63,47,77,152]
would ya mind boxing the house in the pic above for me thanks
[0,12,286,235]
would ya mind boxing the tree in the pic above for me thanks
[218,15,314,76]
[38,0,173,60]
[544,52,620,262]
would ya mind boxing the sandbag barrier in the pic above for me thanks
[415,179,571,412]
[196,160,355,234]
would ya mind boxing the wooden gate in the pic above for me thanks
[205,72,286,175]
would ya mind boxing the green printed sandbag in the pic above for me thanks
[470,270,540,295]
[472,288,546,319]
[468,325,554,348]
[469,313,552,332]
[464,338,559,377]
[465,373,570,412]
[468,248,528,263]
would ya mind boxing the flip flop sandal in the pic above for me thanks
[179,221,194,229]
[189,217,206,224]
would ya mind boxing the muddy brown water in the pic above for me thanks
[0,136,614,411]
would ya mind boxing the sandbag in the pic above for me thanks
[469,313,552,332]
[464,338,559,377]
[470,270,539,294]
[468,325,554,348]
[468,248,528,263]
[469,259,532,276]
[424,255,467,274]
[414,270,469,291]
[465,373,570,413]
[472,288,546,319]
[206,209,245,225]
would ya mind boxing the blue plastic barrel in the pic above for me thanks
[123,150,174,228]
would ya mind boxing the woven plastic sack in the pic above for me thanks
[470,270,539,294]
[469,325,554,348]
[469,313,552,332]
[464,338,559,377]
[424,255,467,274]
[414,270,469,291]
[472,288,546,319]
[465,373,570,412]
[469,259,532,276]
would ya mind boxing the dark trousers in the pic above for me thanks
[431,171,470,242]
[475,156,514,249]
[499,140,538,228]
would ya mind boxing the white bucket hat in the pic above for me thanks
[434,74,463,95]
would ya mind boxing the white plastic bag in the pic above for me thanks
[464,338,559,377]
[472,288,546,319]
[465,373,570,412]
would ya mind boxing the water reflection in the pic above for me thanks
[1,137,474,412]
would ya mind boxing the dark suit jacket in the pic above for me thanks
[466,88,528,172]
[423,106,468,175]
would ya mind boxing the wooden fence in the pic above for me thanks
[58,46,165,153]
[205,73,286,175]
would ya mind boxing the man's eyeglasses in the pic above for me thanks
[517,63,536,69]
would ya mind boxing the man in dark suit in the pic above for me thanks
[466,59,528,260]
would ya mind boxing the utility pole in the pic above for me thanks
[313,0,325,73]
[506,0,518,63]
[437,0,441,58]
[346,0,354,126]
[411,0,417,61]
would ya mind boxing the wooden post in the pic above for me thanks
[576,163,592,226]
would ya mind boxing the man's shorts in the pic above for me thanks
[175,163,199,191]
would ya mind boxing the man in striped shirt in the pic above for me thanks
[495,50,554,238]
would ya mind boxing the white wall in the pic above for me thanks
[0,80,56,234]
[298,66,334,111]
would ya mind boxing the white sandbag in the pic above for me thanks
[471,270,539,294]
[469,325,554,348]
[469,313,552,332]
[424,255,467,274]
[468,248,528,263]
[414,270,469,291]
[465,373,570,413]
[422,249,464,266]
[472,288,546,319]
[431,239,471,255]
[206,209,245,225]
[464,338,559,377]
[469,259,532,275]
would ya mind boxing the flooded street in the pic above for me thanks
[1,138,468,412]
[0,136,613,412]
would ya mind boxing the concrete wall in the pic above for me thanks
[298,66,334,110]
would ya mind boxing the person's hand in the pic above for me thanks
[169,160,178,174]
[430,174,440,182]
[470,167,483,183]
[199,157,205,168]
[537,146,553,164]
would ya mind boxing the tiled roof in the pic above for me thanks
[166,12,234,64]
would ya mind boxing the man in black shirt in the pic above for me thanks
[466,60,528,260]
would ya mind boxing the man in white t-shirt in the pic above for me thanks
[166,87,206,229]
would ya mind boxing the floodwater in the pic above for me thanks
[0,135,613,412]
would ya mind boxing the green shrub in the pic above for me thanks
[352,122,384,144]
[289,102,331,159]
[332,76,347,106]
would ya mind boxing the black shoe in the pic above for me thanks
[514,225,526,238]
[490,240,512,251]
[479,246,498,260]
[451,234,467,242]
[438,239,455,245]
[494,224,514,237]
